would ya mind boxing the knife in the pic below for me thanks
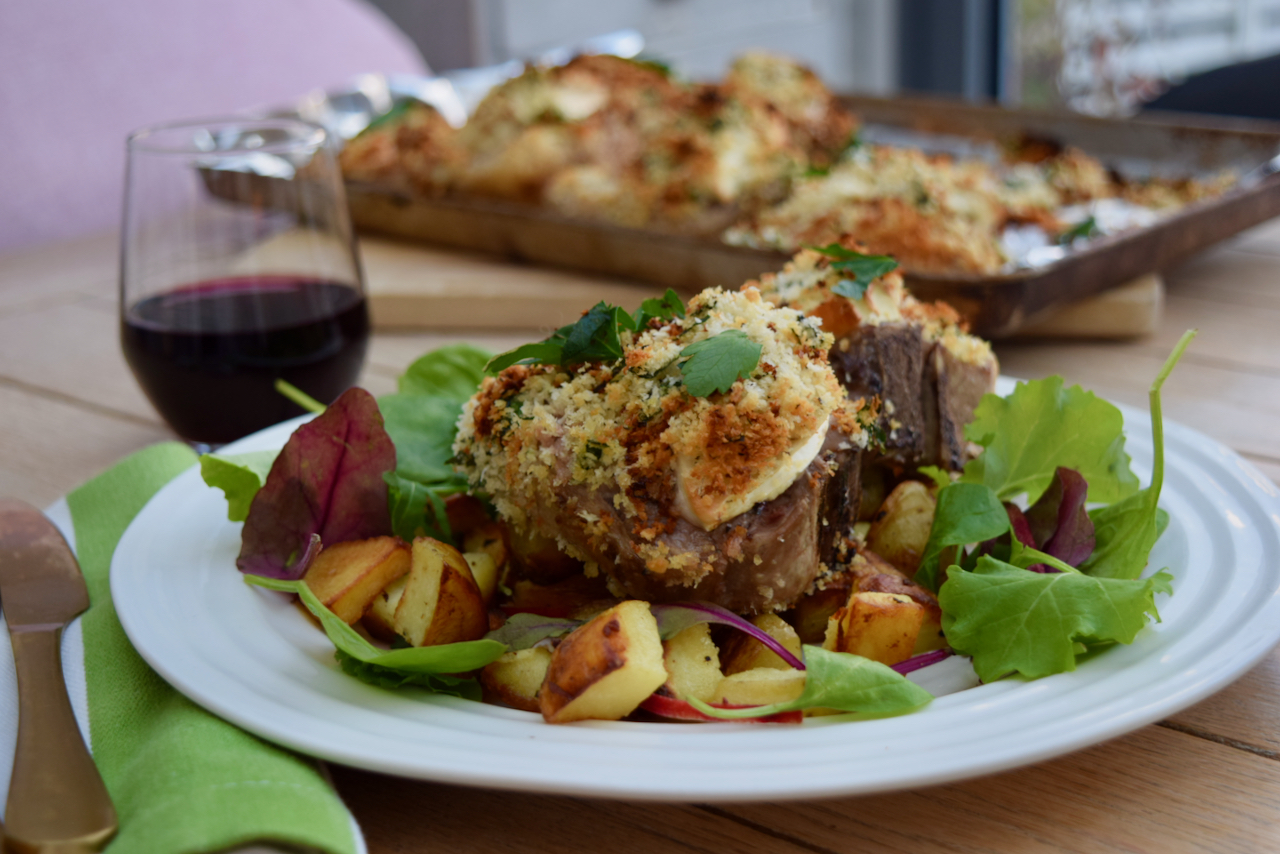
[0,499,116,853]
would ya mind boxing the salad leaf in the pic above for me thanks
[200,450,278,522]
[810,244,900,300]
[916,482,1010,591]
[650,602,806,670]
[385,472,465,543]
[336,651,482,699]
[485,612,581,649]
[382,345,492,545]
[397,343,490,401]
[1080,330,1194,579]
[247,575,506,678]
[960,376,1140,505]
[688,645,932,720]
[940,556,1173,682]
[1057,215,1098,245]
[237,388,396,579]
[676,330,763,397]
[379,394,466,484]
[1023,467,1094,566]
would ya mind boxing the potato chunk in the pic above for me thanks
[361,574,408,643]
[481,647,553,712]
[824,591,925,666]
[865,480,936,576]
[463,551,499,604]
[714,668,806,706]
[539,600,667,723]
[303,537,411,625]
[662,623,723,703]
[392,537,488,647]
[720,613,803,675]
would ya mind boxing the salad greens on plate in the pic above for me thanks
[201,301,1195,721]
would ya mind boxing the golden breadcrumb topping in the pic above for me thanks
[748,246,995,367]
[454,287,874,535]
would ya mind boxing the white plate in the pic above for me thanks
[112,380,1280,802]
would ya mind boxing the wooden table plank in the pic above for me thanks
[332,725,1280,854]
[0,383,172,508]
[708,726,1280,854]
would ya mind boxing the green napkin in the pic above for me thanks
[65,443,361,854]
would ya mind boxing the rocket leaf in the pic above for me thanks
[940,556,1172,682]
[960,376,1139,505]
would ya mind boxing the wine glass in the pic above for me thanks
[120,116,370,449]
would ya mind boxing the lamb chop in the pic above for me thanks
[750,244,998,474]
[454,287,878,614]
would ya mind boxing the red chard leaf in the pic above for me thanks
[237,388,396,579]
[1004,504,1037,549]
[1025,467,1095,567]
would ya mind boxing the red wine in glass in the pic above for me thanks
[123,117,369,446]
[121,275,369,445]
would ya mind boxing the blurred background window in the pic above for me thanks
[368,0,1280,118]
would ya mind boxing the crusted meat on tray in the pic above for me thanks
[453,287,877,614]
[749,244,998,472]
[341,52,857,234]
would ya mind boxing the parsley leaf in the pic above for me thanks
[811,244,900,299]
[486,302,633,374]
[1057,215,1099,245]
[677,329,762,397]
[632,288,686,329]
[940,557,1172,682]
[960,376,1140,505]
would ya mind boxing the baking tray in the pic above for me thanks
[344,94,1280,338]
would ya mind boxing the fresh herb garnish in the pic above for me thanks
[676,329,762,397]
[486,291,686,375]
[810,244,900,300]
[1058,215,1098,245]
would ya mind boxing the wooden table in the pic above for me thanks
[3,225,1280,853]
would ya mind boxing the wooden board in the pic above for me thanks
[358,236,1164,338]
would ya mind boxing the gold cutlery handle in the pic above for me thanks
[5,628,116,854]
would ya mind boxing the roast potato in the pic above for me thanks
[713,667,805,706]
[303,536,411,625]
[538,600,667,723]
[823,591,925,666]
[481,647,553,712]
[392,537,489,647]
[720,613,803,675]
[865,480,936,576]
[661,623,723,703]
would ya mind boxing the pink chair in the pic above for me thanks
[0,0,427,252]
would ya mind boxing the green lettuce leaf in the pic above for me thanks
[246,575,506,683]
[940,556,1172,682]
[960,376,1139,505]
[397,343,490,401]
[915,482,1010,592]
[199,450,278,522]
[687,645,932,719]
